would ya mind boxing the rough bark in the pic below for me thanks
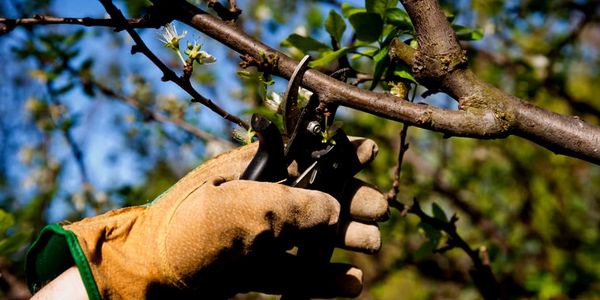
[149,0,600,165]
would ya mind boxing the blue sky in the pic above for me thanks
[2,0,368,220]
[2,0,455,221]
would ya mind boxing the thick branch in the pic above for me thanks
[162,0,600,164]
[161,0,509,139]
[396,0,600,163]
[401,0,462,57]
[9,0,600,163]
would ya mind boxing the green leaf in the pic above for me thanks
[341,3,365,18]
[237,70,252,79]
[385,8,413,31]
[0,231,32,256]
[0,209,15,238]
[409,39,419,48]
[349,13,384,43]
[325,10,346,43]
[281,34,330,53]
[432,202,449,223]
[452,24,484,41]
[370,53,388,90]
[350,47,378,60]
[366,0,398,17]
[419,221,442,246]
[242,106,284,132]
[373,46,388,62]
[306,6,323,30]
[393,64,417,83]
[309,47,355,68]
[414,239,436,260]
[64,29,85,47]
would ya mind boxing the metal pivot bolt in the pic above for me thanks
[307,121,322,135]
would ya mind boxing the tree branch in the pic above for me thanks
[386,85,415,202]
[85,75,235,149]
[5,1,600,164]
[0,15,161,35]
[205,0,241,21]
[386,123,410,201]
[390,199,503,300]
[391,0,600,164]
[156,0,600,165]
[61,56,234,148]
[162,0,509,133]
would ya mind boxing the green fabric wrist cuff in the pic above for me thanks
[26,223,101,300]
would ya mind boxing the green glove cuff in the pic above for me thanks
[26,223,101,300]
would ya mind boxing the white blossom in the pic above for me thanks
[158,23,187,50]
[232,127,255,145]
[186,41,217,65]
[298,87,313,102]
[197,51,216,64]
[265,91,283,112]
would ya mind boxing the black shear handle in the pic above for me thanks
[240,114,361,299]
[240,114,287,182]
[281,130,360,300]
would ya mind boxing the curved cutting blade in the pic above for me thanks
[283,55,312,137]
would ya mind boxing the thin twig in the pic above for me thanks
[386,124,410,201]
[1,12,247,129]
[206,0,242,21]
[0,15,160,35]
[391,198,503,300]
[97,0,249,130]
[386,84,416,201]
[45,81,92,189]
[76,71,235,149]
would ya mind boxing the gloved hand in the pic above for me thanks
[27,138,388,299]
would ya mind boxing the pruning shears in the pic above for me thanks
[240,55,361,298]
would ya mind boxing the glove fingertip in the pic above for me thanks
[350,137,379,166]
[332,266,363,298]
[339,222,382,254]
[346,179,390,222]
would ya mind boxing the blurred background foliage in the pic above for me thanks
[1,0,600,299]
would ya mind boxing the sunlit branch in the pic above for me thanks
[394,0,600,164]
[153,0,600,165]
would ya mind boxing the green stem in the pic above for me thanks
[175,49,186,65]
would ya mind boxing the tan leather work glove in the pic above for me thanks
[26,138,388,299]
